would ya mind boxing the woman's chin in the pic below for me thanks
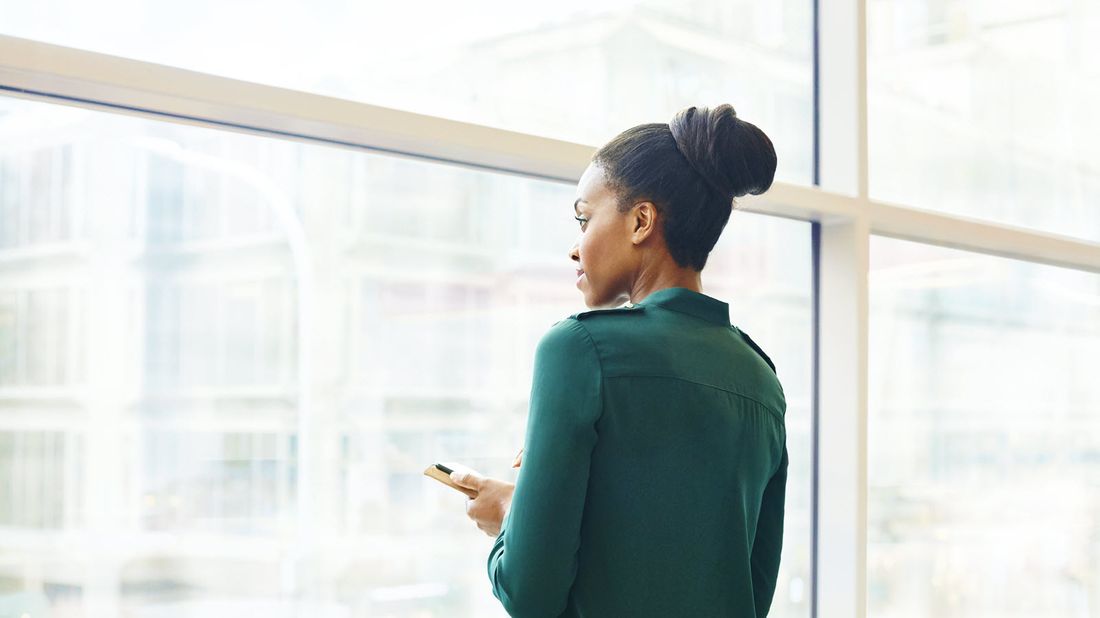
[578,289,596,309]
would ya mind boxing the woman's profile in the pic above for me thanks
[450,103,787,617]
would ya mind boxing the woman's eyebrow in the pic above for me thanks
[574,198,587,214]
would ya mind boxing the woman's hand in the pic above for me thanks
[451,469,515,538]
[512,448,524,468]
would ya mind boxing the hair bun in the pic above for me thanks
[668,104,777,199]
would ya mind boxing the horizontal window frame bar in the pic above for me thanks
[2,34,1099,275]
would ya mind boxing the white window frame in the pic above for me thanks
[2,5,1100,614]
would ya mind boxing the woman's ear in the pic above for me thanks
[629,201,658,245]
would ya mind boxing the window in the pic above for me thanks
[868,0,1100,241]
[1,0,813,184]
[0,95,813,617]
[868,236,1100,616]
[11,3,1095,614]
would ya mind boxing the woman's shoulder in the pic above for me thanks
[538,305,647,359]
[732,326,776,374]
[542,304,648,349]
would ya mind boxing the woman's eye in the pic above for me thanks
[574,216,588,229]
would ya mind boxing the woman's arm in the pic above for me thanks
[750,439,788,617]
[487,318,603,618]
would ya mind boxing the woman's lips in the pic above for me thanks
[575,270,585,286]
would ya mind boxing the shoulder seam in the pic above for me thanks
[732,326,776,375]
[570,305,646,320]
[568,319,607,427]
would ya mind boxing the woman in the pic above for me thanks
[451,103,787,617]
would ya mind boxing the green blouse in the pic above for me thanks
[488,286,788,617]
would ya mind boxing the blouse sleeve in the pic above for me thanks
[487,318,603,618]
[750,438,788,617]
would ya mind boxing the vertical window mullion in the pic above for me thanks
[814,1,871,618]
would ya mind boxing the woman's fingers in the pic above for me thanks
[450,469,483,490]
[457,477,514,537]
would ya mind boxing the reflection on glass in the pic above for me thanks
[2,0,813,184]
[868,0,1100,241]
[0,95,812,617]
[868,236,1100,617]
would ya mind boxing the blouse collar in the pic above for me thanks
[630,287,730,326]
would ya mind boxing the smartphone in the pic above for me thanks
[424,463,479,499]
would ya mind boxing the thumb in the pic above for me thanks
[450,470,482,490]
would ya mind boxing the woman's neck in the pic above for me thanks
[629,269,702,304]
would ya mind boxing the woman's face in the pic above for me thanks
[569,163,642,309]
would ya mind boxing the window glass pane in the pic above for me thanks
[0,95,813,617]
[868,236,1100,616]
[2,0,813,184]
[868,0,1100,241]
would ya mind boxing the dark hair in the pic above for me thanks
[591,104,777,271]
